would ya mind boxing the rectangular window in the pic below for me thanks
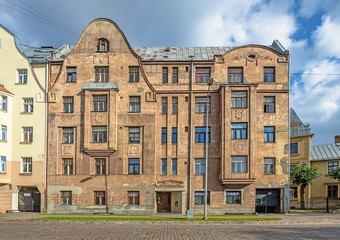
[226,191,241,205]
[264,67,275,82]
[63,127,74,144]
[162,67,168,83]
[61,191,72,205]
[231,156,247,173]
[0,156,6,172]
[128,158,140,174]
[129,67,139,82]
[290,125,298,137]
[327,185,338,199]
[1,125,6,141]
[95,158,106,175]
[290,143,298,154]
[231,123,247,139]
[21,157,32,173]
[231,92,247,108]
[17,69,27,83]
[95,67,109,82]
[172,127,177,144]
[92,126,107,143]
[195,97,210,113]
[22,127,33,143]
[1,96,7,111]
[194,191,210,205]
[290,187,298,199]
[129,96,141,112]
[129,127,140,143]
[162,128,167,143]
[128,191,140,205]
[194,158,205,175]
[94,191,105,205]
[23,98,33,113]
[162,97,167,113]
[172,158,177,175]
[93,95,107,112]
[228,68,243,83]
[62,158,73,175]
[66,67,77,83]
[264,158,275,174]
[264,97,275,113]
[172,97,178,113]
[195,68,210,83]
[63,97,74,113]
[195,127,210,143]
[264,126,275,143]
[161,158,167,175]
[172,67,178,83]
[328,161,339,173]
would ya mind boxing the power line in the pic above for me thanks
[291,73,340,76]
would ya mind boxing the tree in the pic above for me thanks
[290,165,322,209]
[327,167,340,181]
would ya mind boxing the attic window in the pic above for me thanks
[248,54,256,60]
[97,38,109,52]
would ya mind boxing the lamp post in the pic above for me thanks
[204,77,214,220]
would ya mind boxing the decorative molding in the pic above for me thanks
[155,180,184,188]
[234,142,245,153]
[95,113,104,123]
[235,110,243,119]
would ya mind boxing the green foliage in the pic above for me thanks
[290,165,322,186]
[327,167,340,181]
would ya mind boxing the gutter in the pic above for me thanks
[44,62,50,212]
[188,59,194,211]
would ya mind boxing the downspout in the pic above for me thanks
[188,59,194,211]
[44,62,50,212]
[288,54,291,213]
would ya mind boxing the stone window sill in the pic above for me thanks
[20,142,33,144]
[20,112,33,115]
[19,173,32,175]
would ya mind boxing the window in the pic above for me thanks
[231,156,247,173]
[264,158,275,174]
[129,96,141,112]
[162,128,167,143]
[93,95,107,112]
[62,158,73,175]
[17,70,27,83]
[195,159,205,175]
[61,191,72,205]
[172,158,177,175]
[328,161,339,173]
[290,165,297,171]
[128,191,139,205]
[231,92,247,108]
[172,127,177,143]
[195,97,210,113]
[327,185,338,199]
[0,156,6,172]
[23,98,33,113]
[97,38,109,52]
[162,97,167,113]
[264,97,275,113]
[226,191,241,205]
[195,127,210,143]
[94,191,105,205]
[92,126,107,143]
[21,157,32,173]
[172,97,178,113]
[22,127,33,143]
[290,125,298,137]
[264,67,275,82]
[231,123,247,139]
[63,97,74,113]
[194,191,210,205]
[95,158,106,175]
[1,125,6,141]
[129,127,140,143]
[95,67,109,82]
[129,67,139,82]
[195,68,210,83]
[128,158,140,174]
[228,68,243,83]
[1,96,7,111]
[161,158,167,175]
[290,187,298,199]
[172,67,178,83]
[264,127,275,143]
[66,67,77,83]
[162,67,168,83]
[290,143,298,154]
[63,127,74,144]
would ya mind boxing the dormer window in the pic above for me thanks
[97,38,109,52]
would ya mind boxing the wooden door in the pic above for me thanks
[157,192,171,212]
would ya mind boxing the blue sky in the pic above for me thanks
[1,0,339,145]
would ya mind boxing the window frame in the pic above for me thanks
[92,126,107,143]
[231,123,247,140]
[0,156,6,173]
[327,185,338,199]
[93,95,108,112]
[128,158,140,175]
[22,127,33,143]
[172,158,177,175]
[162,97,168,114]
[228,68,243,83]
[1,96,7,111]
[96,38,109,52]
[194,191,210,205]
[129,96,141,113]
[195,97,210,113]
[264,97,275,113]
[290,187,298,199]
[61,191,72,205]
[162,127,167,144]
[94,191,106,205]
[129,66,139,82]
[66,67,77,83]
[129,127,140,144]
[95,67,109,82]
[127,191,140,205]
[264,126,275,143]
[264,157,275,174]
[264,67,275,83]
[328,161,339,174]
[21,157,32,173]
[290,143,298,154]
[195,127,211,143]
[161,158,167,175]
[172,127,177,144]
[23,98,33,113]
[194,158,205,175]
[231,156,247,173]
[1,125,7,141]
[231,92,247,108]
[63,97,74,113]
[172,97,178,114]
[162,67,168,83]
[172,67,178,83]
[95,158,106,175]
[195,68,211,83]
[62,127,74,144]
[62,158,73,175]
[225,190,242,205]
[17,69,28,84]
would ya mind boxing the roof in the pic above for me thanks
[311,144,340,161]
[0,85,14,95]
[290,108,311,136]
[82,82,119,90]
[16,42,56,63]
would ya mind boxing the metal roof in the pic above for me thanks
[311,144,340,161]
[16,42,56,63]
[82,82,118,90]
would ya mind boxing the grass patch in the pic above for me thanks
[293,209,327,213]
[40,213,151,216]
[192,214,258,217]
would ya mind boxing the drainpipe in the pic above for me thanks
[188,59,194,211]
[44,62,49,212]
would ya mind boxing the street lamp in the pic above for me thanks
[204,77,214,220]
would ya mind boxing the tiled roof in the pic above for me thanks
[0,86,14,95]
[311,144,340,161]
[82,82,118,90]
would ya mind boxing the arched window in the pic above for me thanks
[97,38,109,52]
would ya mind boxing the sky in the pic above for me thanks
[0,0,339,146]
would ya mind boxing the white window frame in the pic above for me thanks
[22,127,33,143]
[23,98,34,113]
[17,69,28,84]
[21,157,32,173]
[1,125,7,141]
[1,95,7,111]
[225,189,243,205]
[0,156,6,173]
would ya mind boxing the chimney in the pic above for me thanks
[335,135,340,143]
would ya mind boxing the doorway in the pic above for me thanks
[255,189,280,213]
[157,192,171,212]
[18,187,41,212]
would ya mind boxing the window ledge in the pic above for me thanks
[0,172,7,174]
[128,112,141,113]
[20,112,33,115]
[91,142,108,144]
[20,142,33,144]
[0,110,8,113]
[19,173,32,175]
[91,111,108,113]
[15,83,27,85]
[61,143,74,145]
[0,140,7,143]
[264,112,276,114]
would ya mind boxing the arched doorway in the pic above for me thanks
[18,187,41,212]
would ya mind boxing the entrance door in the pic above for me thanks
[255,189,280,213]
[18,187,41,212]
[157,192,171,212]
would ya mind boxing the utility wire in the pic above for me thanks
[290,73,340,76]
